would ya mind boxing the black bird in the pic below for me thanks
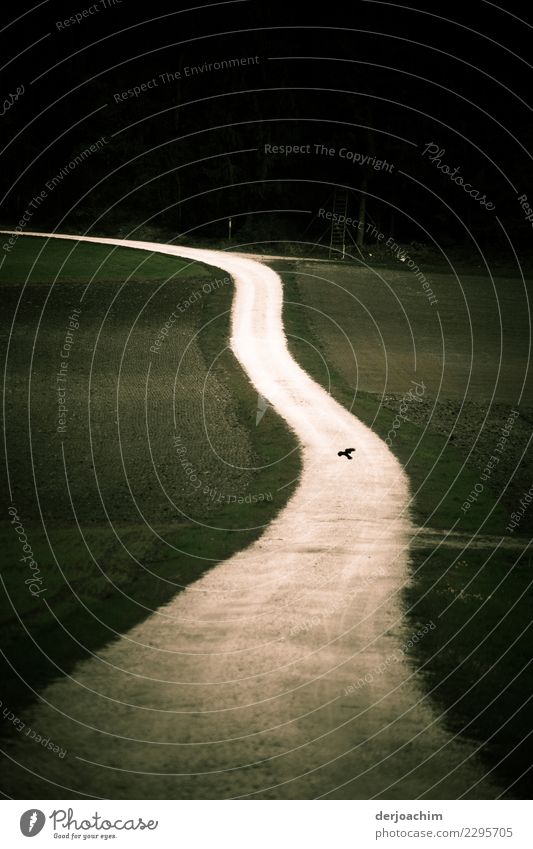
[338,448,356,459]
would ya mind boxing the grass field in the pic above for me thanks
[278,256,532,796]
[0,236,212,285]
[0,236,300,719]
[406,544,533,799]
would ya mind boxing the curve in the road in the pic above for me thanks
[2,232,499,799]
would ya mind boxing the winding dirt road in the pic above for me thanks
[4,233,499,798]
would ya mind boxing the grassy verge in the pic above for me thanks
[406,545,533,797]
[0,239,300,721]
[0,235,212,285]
[279,264,532,796]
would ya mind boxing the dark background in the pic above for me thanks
[1,0,533,255]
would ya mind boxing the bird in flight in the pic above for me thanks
[338,448,356,459]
